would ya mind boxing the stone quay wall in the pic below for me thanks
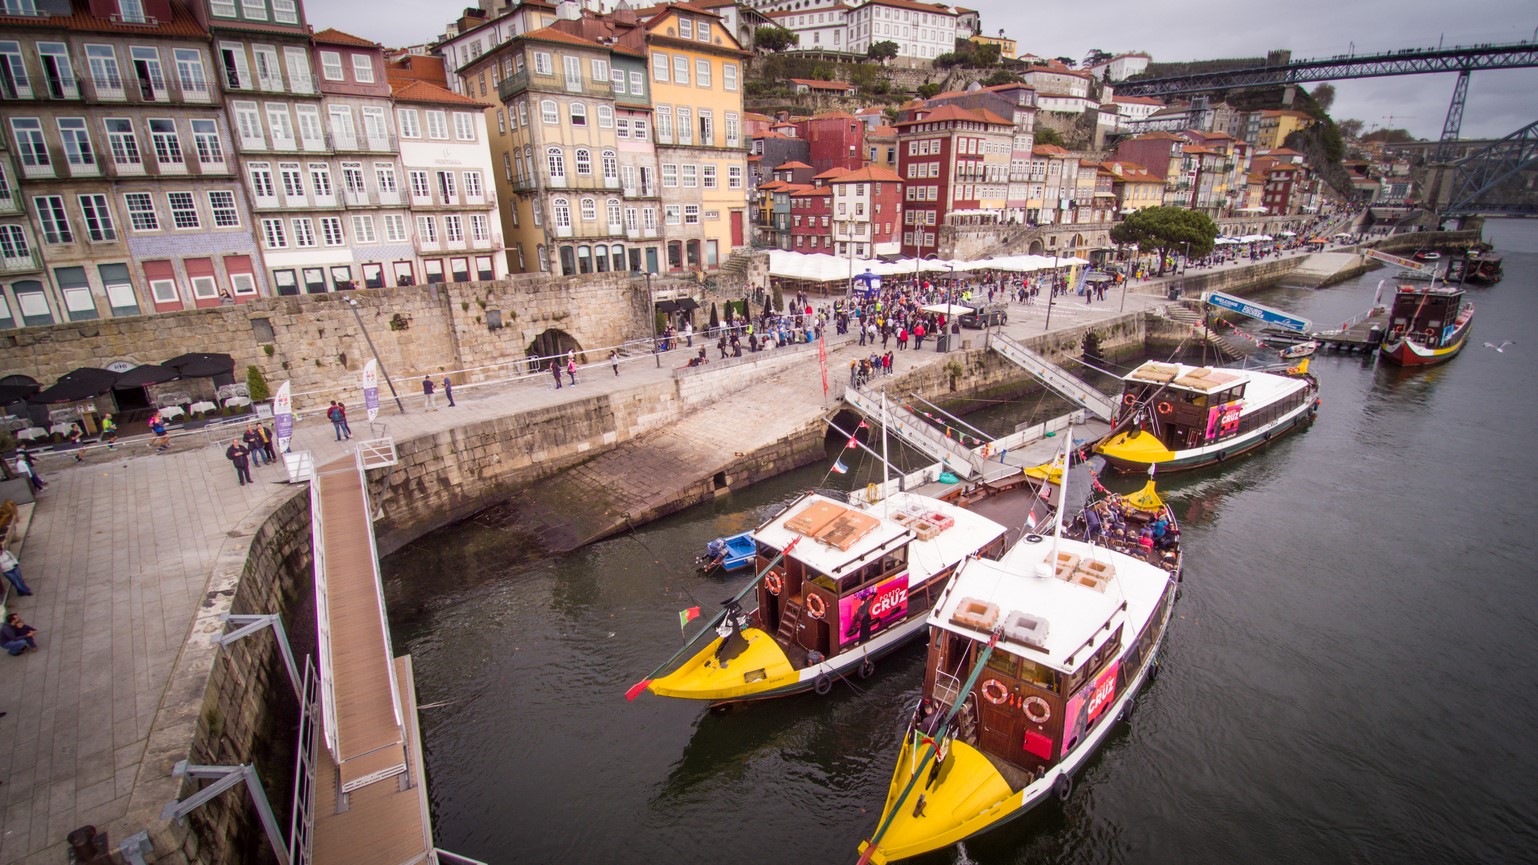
[0,272,657,409]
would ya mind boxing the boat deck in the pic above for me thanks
[1307,312,1390,353]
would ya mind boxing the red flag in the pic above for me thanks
[846,436,859,449]
[679,606,701,627]
[857,421,869,429]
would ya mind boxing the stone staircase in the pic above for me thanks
[1154,303,1245,362]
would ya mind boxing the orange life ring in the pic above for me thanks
[805,593,827,620]
[1122,393,1137,406]
[765,570,783,596]
[1023,695,1051,723]
[1156,401,1173,415]
[981,679,1009,705]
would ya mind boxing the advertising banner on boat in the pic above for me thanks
[273,380,293,454]
[1061,659,1120,758]
[362,360,380,422]
[837,572,909,647]
[1205,400,1243,440]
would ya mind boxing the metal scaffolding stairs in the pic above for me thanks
[988,335,1116,422]
[843,386,984,479]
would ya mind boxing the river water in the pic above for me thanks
[382,219,1538,865]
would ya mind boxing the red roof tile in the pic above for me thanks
[390,79,485,106]
[828,165,902,183]
[314,28,378,48]
[777,161,812,169]
[519,26,606,49]
[814,167,852,179]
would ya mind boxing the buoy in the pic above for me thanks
[814,674,832,695]
[859,658,876,680]
[1053,774,1073,802]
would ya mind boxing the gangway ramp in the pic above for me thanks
[844,386,983,479]
[307,446,437,865]
[989,335,1116,422]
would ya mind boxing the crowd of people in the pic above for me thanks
[1069,495,1180,569]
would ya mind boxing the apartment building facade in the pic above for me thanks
[895,103,1011,257]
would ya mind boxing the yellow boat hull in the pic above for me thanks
[857,737,1025,864]
[1093,429,1177,468]
[646,627,801,701]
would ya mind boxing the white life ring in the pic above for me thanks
[1023,695,1051,723]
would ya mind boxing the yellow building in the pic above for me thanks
[643,4,752,271]
[968,34,1017,58]
[1102,161,1164,214]
[1255,109,1314,150]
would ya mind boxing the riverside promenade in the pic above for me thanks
[0,252,1307,864]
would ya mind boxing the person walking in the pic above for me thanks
[258,423,276,463]
[226,438,253,486]
[146,414,170,452]
[441,376,455,407]
[2,613,38,655]
[337,402,353,436]
[610,350,620,376]
[684,321,694,347]
[326,401,349,440]
[100,414,118,449]
[567,356,578,386]
[550,359,563,389]
[15,450,44,492]
[422,375,438,410]
[0,545,31,596]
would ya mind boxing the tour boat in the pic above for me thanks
[698,531,757,573]
[1093,360,1319,473]
[1379,284,1474,367]
[1448,253,1503,285]
[634,491,1009,705]
[1412,249,1442,262]
[855,448,1180,864]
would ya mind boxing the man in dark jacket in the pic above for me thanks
[226,438,252,486]
[3,612,38,655]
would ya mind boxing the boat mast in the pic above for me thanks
[1049,421,1073,567]
[881,387,891,518]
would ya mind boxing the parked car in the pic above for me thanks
[958,305,1008,328]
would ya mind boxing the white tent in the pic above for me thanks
[766,251,1091,282]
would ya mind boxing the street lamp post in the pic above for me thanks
[633,269,660,367]
[345,297,404,413]
[1044,249,1059,331]
[1181,240,1190,274]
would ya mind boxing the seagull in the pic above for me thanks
[1483,341,1514,353]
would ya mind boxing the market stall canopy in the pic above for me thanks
[0,375,39,405]
[32,368,120,404]
[654,299,680,313]
[921,303,975,316]
[766,250,1090,282]
[163,352,235,379]
[113,364,182,388]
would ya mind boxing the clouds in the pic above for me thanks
[309,0,1538,139]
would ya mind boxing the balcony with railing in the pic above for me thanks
[343,188,371,207]
[66,156,100,178]
[0,186,20,214]
[330,133,397,153]
[85,74,126,101]
[155,157,189,175]
[43,73,78,100]
[378,189,401,206]
[20,158,55,180]
[0,71,34,100]
[418,236,441,251]
[0,247,41,274]
[178,76,214,103]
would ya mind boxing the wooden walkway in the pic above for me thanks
[310,454,436,865]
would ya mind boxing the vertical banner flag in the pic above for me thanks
[362,359,380,423]
[273,380,293,454]
[818,332,829,397]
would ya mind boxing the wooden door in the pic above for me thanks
[730,210,744,247]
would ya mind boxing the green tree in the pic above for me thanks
[1109,207,1219,275]
[917,82,941,99]
[1337,118,1365,139]
[983,69,1022,86]
[1309,83,1336,113]
[867,40,899,63]
[1034,126,1064,147]
[1362,127,1416,144]
[754,25,798,53]
[246,365,271,403]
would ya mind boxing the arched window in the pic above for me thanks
[569,102,587,126]
[601,150,618,183]
[576,244,592,274]
[574,148,592,175]
[611,244,625,270]
[596,105,613,128]
[559,245,575,275]
[551,197,570,227]
[579,197,596,221]
[537,243,548,272]
[605,198,620,227]
[540,99,557,123]
[546,146,565,182]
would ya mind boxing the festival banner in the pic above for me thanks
[362,359,380,422]
[273,380,293,454]
[837,572,909,647]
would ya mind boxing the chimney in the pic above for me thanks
[557,0,581,20]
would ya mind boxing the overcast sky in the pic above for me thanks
[311,0,1538,140]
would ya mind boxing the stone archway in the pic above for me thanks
[527,328,585,371]
[1028,239,1045,255]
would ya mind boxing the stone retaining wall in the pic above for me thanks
[0,272,654,409]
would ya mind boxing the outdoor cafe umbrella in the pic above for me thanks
[163,352,235,381]
[31,367,120,404]
[709,302,720,330]
[0,375,39,405]
[112,364,181,388]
